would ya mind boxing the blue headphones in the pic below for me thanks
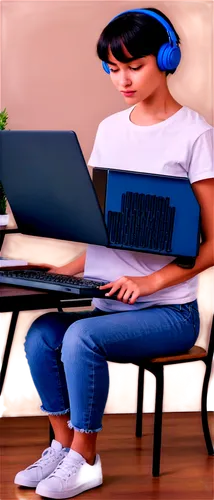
[102,9,181,74]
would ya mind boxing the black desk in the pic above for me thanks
[0,284,92,394]
[0,226,92,394]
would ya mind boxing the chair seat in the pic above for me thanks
[146,345,207,365]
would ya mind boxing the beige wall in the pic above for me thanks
[1,1,214,134]
[0,0,213,417]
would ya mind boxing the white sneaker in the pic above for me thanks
[14,440,69,488]
[35,449,103,499]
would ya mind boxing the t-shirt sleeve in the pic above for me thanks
[87,123,103,167]
[188,128,214,184]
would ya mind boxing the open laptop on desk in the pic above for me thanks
[0,130,200,297]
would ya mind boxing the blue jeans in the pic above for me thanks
[24,300,200,433]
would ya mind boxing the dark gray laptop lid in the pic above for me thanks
[0,130,109,246]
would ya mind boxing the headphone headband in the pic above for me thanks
[102,8,181,74]
[114,9,178,44]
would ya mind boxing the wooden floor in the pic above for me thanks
[0,413,213,500]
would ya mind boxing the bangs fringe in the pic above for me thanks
[97,16,154,63]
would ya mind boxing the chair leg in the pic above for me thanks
[152,366,164,477]
[136,366,145,437]
[201,361,214,455]
[49,421,55,445]
[49,306,62,444]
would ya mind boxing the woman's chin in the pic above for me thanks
[123,95,139,104]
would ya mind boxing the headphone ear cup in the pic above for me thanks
[157,43,181,71]
[157,43,169,70]
[102,61,110,74]
[168,45,181,69]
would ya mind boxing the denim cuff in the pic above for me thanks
[40,405,70,416]
[67,420,102,433]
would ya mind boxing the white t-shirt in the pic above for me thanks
[84,105,214,312]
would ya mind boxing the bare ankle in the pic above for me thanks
[71,446,96,465]
[54,426,74,448]
[49,414,74,448]
[55,433,74,448]
[71,430,97,464]
[86,456,96,466]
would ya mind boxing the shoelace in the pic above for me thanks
[50,455,85,481]
[27,447,63,469]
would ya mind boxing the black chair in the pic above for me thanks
[49,314,214,475]
[135,314,214,476]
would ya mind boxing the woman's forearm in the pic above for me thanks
[58,251,86,276]
[152,240,214,292]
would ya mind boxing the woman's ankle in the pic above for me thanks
[85,456,96,466]
[71,445,96,465]
[71,430,97,464]
[49,414,74,448]
[55,433,74,448]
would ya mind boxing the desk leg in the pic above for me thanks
[0,231,6,252]
[0,310,19,395]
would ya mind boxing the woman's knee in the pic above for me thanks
[24,312,62,360]
[61,317,102,363]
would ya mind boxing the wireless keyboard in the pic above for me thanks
[0,269,117,299]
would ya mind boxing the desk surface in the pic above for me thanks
[0,284,92,312]
[0,226,19,233]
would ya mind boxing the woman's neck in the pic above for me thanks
[131,86,182,126]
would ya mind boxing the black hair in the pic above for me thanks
[97,8,181,75]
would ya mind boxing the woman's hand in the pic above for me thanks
[27,263,66,274]
[27,253,86,276]
[99,275,158,304]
